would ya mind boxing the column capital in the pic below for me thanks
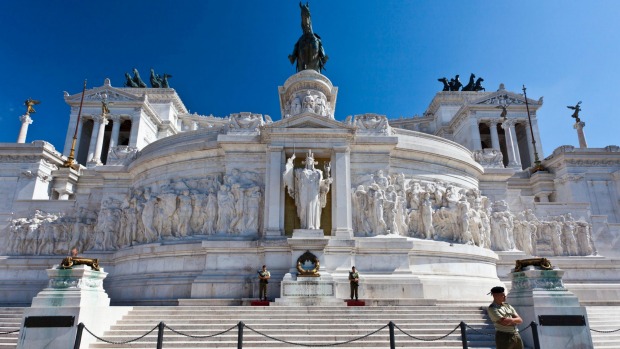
[573,121,586,129]
[267,146,284,152]
[332,146,350,153]
[501,119,516,129]
[108,114,122,122]
[19,114,33,125]
[94,114,109,125]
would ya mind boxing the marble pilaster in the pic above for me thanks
[501,119,520,168]
[264,146,284,237]
[330,146,353,238]
[470,118,482,150]
[109,115,121,149]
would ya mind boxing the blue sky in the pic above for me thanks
[1,1,618,157]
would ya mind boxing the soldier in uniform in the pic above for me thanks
[487,286,524,349]
[349,266,359,300]
[258,265,270,301]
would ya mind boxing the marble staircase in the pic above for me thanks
[0,307,24,349]
[587,306,620,349]
[88,305,497,348]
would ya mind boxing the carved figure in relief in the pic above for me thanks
[174,190,192,237]
[383,185,398,235]
[575,220,594,255]
[158,192,177,239]
[491,211,514,251]
[190,192,206,235]
[202,190,218,235]
[230,184,246,234]
[302,92,315,111]
[548,221,564,256]
[314,95,327,115]
[141,188,159,242]
[283,150,332,230]
[288,2,328,73]
[245,186,262,234]
[367,183,387,235]
[216,185,235,234]
[291,96,302,115]
[457,198,472,244]
[560,216,579,256]
[372,170,389,190]
[420,192,434,239]
[352,185,371,235]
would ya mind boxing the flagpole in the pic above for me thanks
[522,85,544,172]
[63,79,87,169]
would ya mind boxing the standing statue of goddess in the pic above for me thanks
[283,150,332,230]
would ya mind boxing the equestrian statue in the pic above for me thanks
[288,2,329,73]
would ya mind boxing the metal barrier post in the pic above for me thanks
[72,323,84,349]
[156,322,165,349]
[530,321,541,349]
[388,321,395,349]
[459,321,468,349]
[237,321,245,349]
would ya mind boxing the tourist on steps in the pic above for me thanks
[487,286,524,349]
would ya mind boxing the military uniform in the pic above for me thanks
[258,269,270,301]
[349,269,359,300]
[487,302,524,349]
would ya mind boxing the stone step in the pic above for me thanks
[0,307,23,349]
[587,306,620,349]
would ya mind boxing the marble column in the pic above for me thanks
[264,146,284,237]
[74,118,85,159]
[501,119,520,168]
[470,118,482,150]
[109,115,121,150]
[488,120,500,150]
[17,114,33,143]
[574,121,588,148]
[524,121,535,165]
[88,114,108,167]
[509,122,522,166]
[331,146,353,238]
[128,116,140,148]
[86,118,99,163]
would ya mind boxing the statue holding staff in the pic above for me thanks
[283,150,332,230]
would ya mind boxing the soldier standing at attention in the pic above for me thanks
[487,286,524,349]
[258,265,270,301]
[349,266,359,300]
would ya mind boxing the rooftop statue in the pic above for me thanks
[462,73,476,91]
[24,98,40,114]
[132,68,147,88]
[124,72,138,87]
[567,101,582,123]
[149,68,173,88]
[288,2,329,73]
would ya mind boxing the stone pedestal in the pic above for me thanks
[17,265,129,349]
[274,274,342,306]
[574,121,588,148]
[508,267,593,349]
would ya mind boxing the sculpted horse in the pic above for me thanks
[473,77,485,91]
[449,75,462,91]
[132,68,147,88]
[288,2,328,73]
[462,73,476,91]
[438,77,450,91]
[124,72,138,87]
[150,68,161,88]
[161,73,172,88]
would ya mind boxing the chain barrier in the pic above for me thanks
[590,327,620,333]
[394,323,461,341]
[518,323,532,334]
[244,323,389,347]
[83,323,159,345]
[0,329,20,335]
[164,323,238,339]
[464,324,494,337]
